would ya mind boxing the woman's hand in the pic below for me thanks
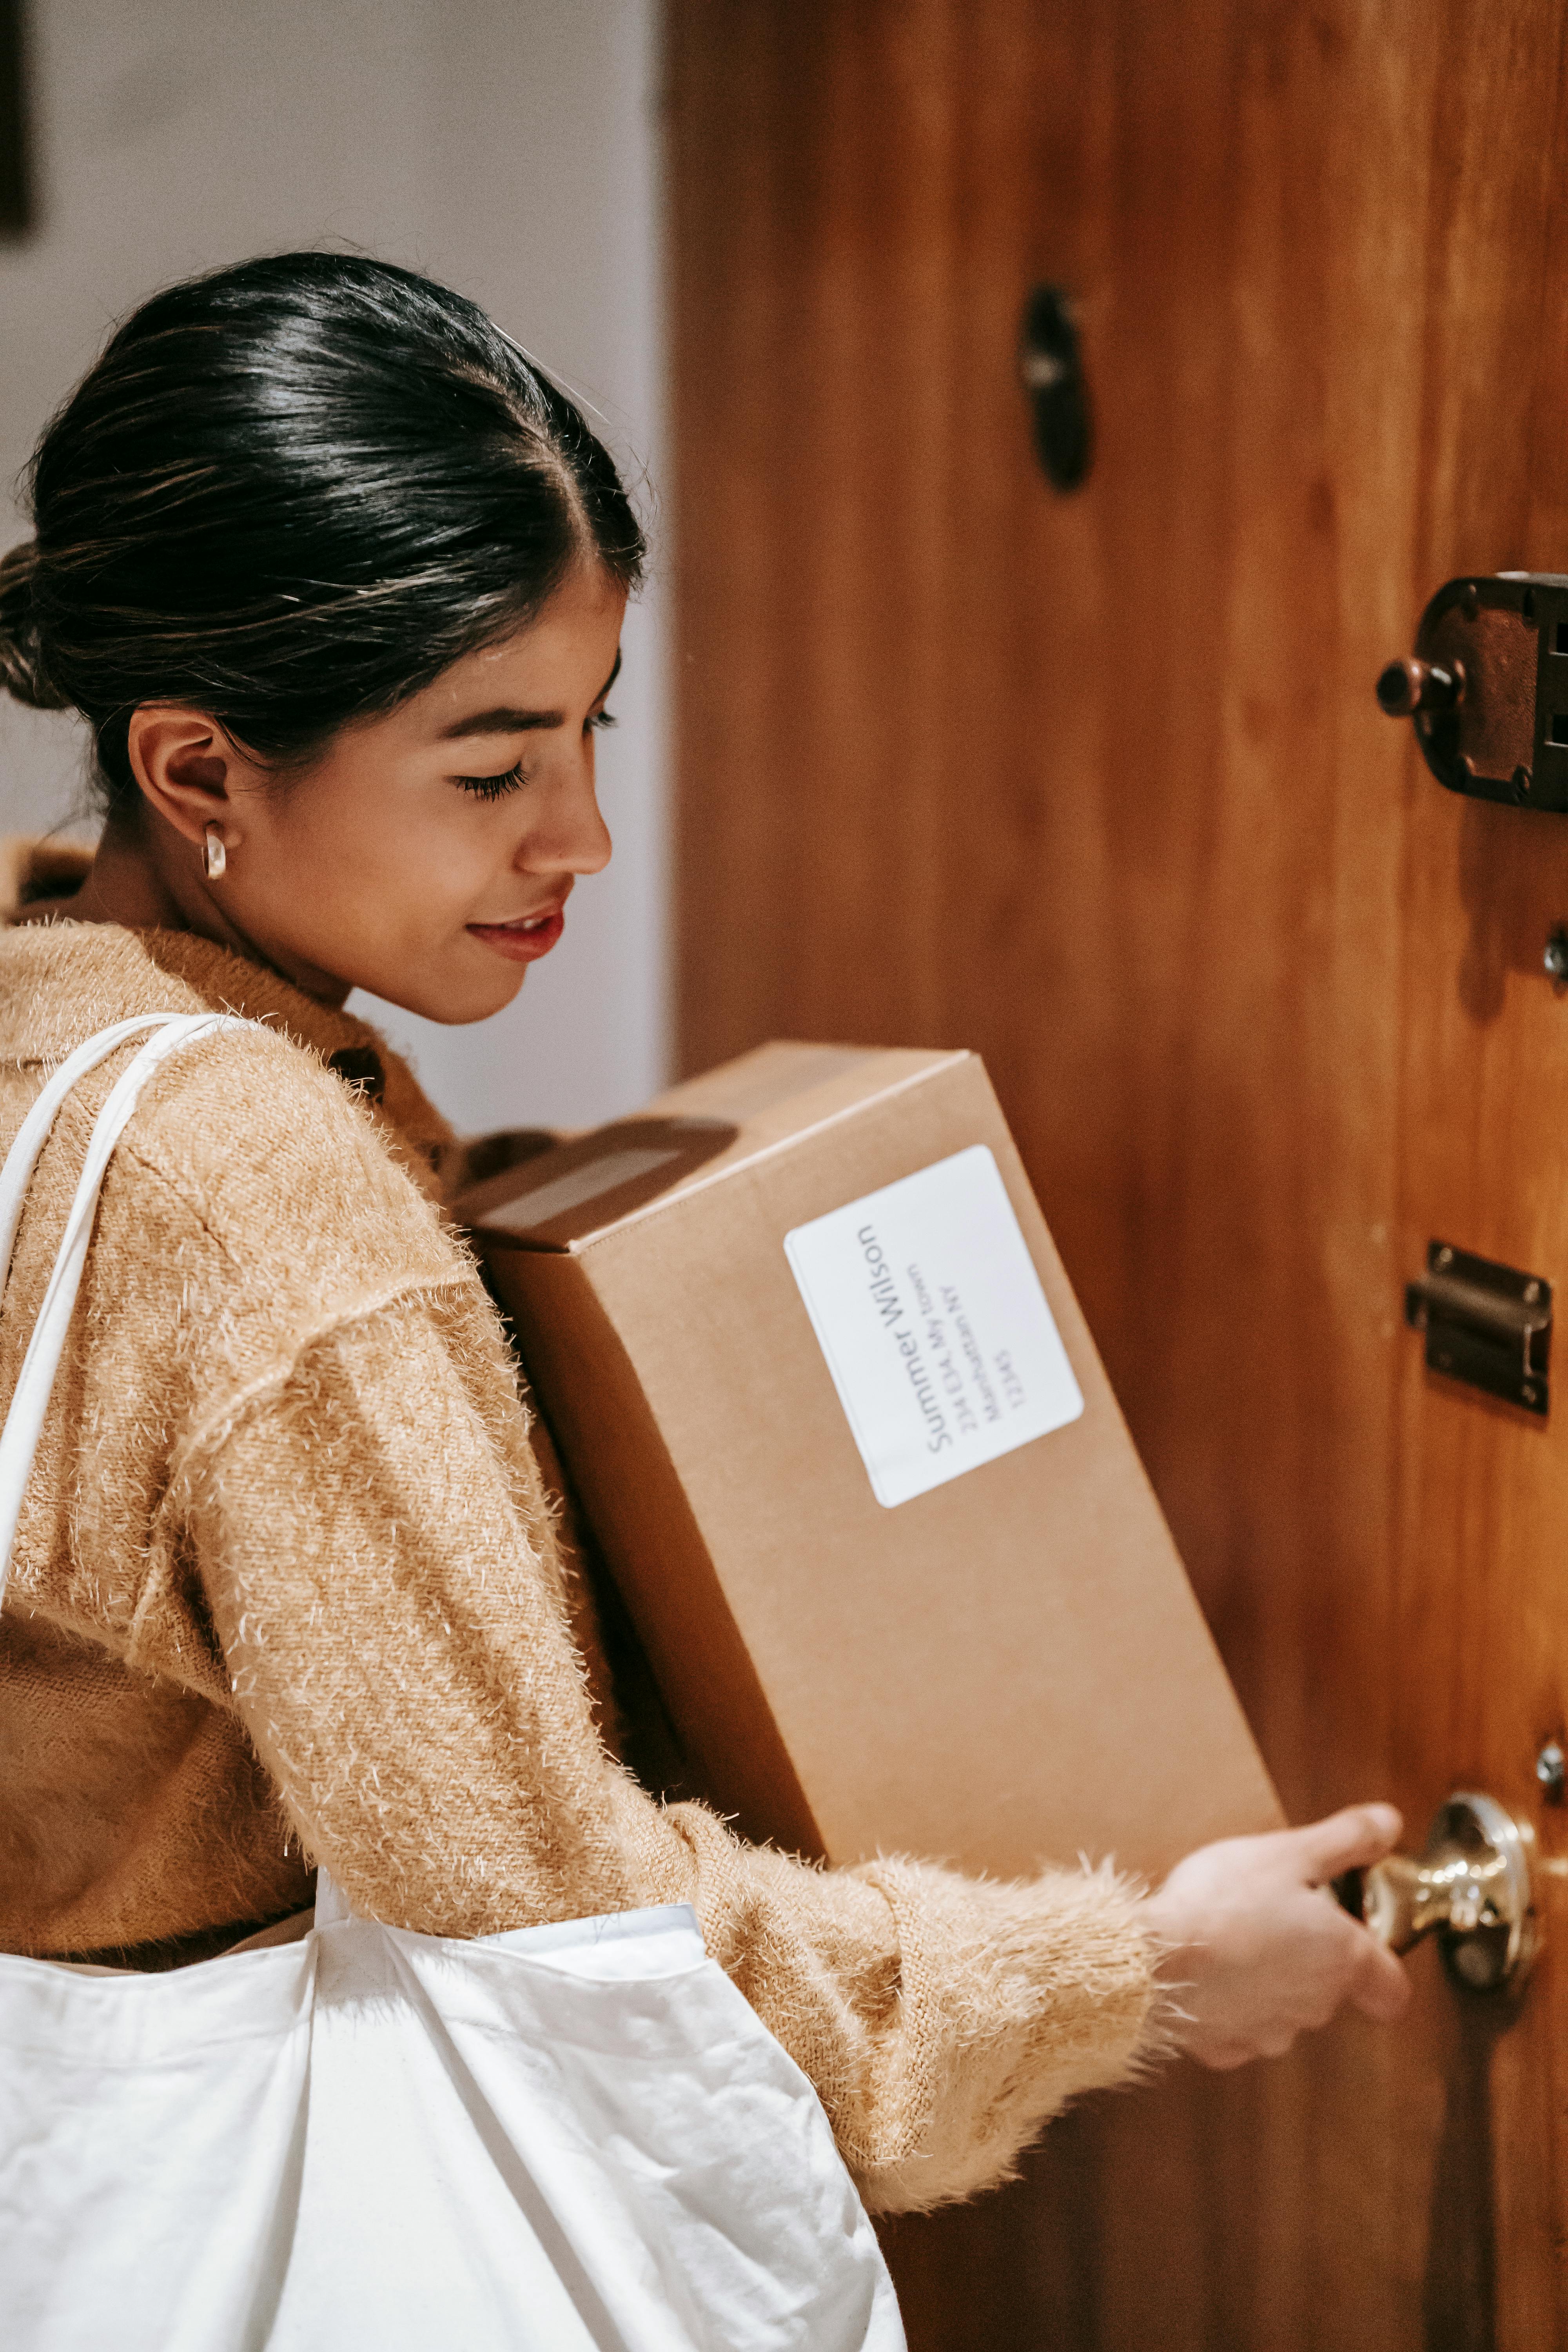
[1141,1803,1412,2069]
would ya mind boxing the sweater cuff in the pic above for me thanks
[847,1857,1159,2215]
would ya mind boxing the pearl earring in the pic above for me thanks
[203,824,227,882]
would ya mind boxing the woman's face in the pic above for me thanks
[130,561,627,1023]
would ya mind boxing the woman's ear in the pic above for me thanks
[125,705,255,850]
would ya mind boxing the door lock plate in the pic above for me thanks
[1405,1242,1551,1416]
[1377,571,1568,809]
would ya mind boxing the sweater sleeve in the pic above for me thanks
[178,1278,1156,2213]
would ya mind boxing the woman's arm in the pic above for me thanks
[178,1278,1153,2209]
[177,1275,1404,2209]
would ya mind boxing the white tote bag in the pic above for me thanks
[0,1016,906,2352]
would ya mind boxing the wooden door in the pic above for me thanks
[668,2,1568,2344]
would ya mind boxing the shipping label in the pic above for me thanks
[784,1145,1085,1508]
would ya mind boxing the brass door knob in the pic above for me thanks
[1335,1792,1536,1992]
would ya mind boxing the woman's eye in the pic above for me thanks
[588,706,617,733]
[456,762,526,802]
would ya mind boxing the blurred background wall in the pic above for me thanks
[0,0,667,1132]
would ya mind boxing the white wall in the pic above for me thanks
[0,0,668,1133]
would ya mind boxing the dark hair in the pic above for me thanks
[0,252,644,810]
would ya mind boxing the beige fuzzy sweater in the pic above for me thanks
[0,837,1155,2212]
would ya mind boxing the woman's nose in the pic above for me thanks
[518,763,613,878]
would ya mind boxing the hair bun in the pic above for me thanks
[0,540,68,710]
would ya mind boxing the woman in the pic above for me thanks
[0,255,1405,2297]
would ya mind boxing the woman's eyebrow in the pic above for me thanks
[439,704,561,738]
[438,651,622,740]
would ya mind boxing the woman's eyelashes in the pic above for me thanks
[456,709,615,797]
[456,761,526,802]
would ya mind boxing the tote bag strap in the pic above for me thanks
[0,1011,254,1604]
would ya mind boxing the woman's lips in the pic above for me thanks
[466,908,566,963]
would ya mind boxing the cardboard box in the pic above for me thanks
[460,1042,1283,1882]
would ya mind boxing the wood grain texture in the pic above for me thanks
[667,1,1568,2341]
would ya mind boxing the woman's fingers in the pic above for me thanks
[1293,1802,1403,1884]
[1145,1804,1414,2071]
[1294,1808,1412,2024]
[1349,1931,1413,2022]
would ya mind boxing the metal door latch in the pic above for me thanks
[1405,1241,1551,1416]
[1377,571,1568,809]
